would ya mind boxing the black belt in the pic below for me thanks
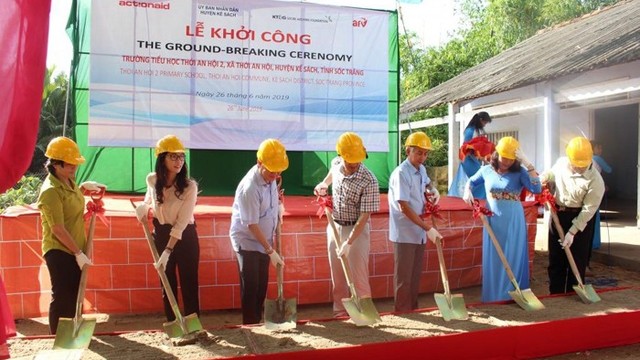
[556,203,581,213]
[335,219,357,226]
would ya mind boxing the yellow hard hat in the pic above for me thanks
[495,136,519,160]
[257,139,289,173]
[155,135,185,157]
[45,136,85,165]
[566,137,593,167]
[405,131,432,150]
[336,132,367,163]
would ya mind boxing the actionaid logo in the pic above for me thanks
[352,17,368,27]
[119,1,170,10]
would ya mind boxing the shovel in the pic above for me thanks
[264,212,297,330]
[424,198,468,321]
[325,209,381,326]
[479,213,545,311]
[545,203,601,303]
[53,189,104,349]
[433,235,468,321]
[131,200,203,340]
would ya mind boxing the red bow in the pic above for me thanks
[423,193,444,220]
[472,199,494,218]
[84,198,110,227]
[536,187,557,212]
[314,195,333,218]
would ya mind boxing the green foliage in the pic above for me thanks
[29,68,75,174]
[0,176,43,212]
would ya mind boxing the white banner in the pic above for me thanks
[90,0,390,151]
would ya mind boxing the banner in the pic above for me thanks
[90,0,390,151]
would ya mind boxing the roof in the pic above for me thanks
[400,0,640,113]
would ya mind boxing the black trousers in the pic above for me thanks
[44,249,81,334]
[547,210,596,294]
[153,219,200,321]
[235,249,270,325]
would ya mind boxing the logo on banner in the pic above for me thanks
[353,17,368,27]
[119,1,170,10]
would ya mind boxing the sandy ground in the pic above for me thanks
[7,251,640,359]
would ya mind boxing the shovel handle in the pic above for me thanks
[130,200,189,334]
[276,214,284,300]
[479,214,523,293]
[431,217,451,296]
[325,209,360,300]
[72,210,97,333]
[545,203,586,288]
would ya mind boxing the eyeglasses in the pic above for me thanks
[167,153,186,161]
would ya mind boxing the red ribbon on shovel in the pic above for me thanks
[471,199,494,218]
[314,195,333,219]
[535,187,557,212]
[83,187,110,227]
[423,193,444,220]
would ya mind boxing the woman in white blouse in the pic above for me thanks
[140,134,200,322]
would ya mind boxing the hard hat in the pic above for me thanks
[45,136,85,165]
[155,135,185,157]
[405,131,432,150]
[495,136,519,160]
[336,132,367,163]
[566,137,593,167]
[257,139,289,173]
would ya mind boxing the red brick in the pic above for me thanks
[282,217,312,233]
[6,293,23,319]
[128,238,153,264]
[0,242,21,268]
[111,217,142,239]
[370,275,390,298]
[313,257,331,280]
[95,289,131,313]
[21,292,51,318]
[3,267,39,293]
[87,218,111,240]
[93,239,128,265]
[283,257,314,281]
[213,217,231,237]
[216,260,239,285]
[130,289,163,312]
[19,241,43,267]
[372,253,393,276]
[370,231,389,254]
[200,285,235,310]
[420,271,442,293]
[279,233,297,257]
[146,264,161,288]
[458,267,482,288]
[87,265,112,290]
[112,264,148,289]
[205,236,234,261]
[370,215,388,230]
[199,262,216,286]
[310,216,329,233]
[1,216,38,240]
[297,280,331,305]
[296,233,326,257]
[195,217,214,237]
[451,248,475,270]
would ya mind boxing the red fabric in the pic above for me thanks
[458,136,495,161]
[245,308,640,360]
[0,0,51,193]
[0,276,16,359]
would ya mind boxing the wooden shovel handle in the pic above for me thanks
[479,214,522,293]
[545,203,586,287]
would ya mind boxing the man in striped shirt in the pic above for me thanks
[314,132,380,317]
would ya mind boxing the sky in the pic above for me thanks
[46,0,460,75]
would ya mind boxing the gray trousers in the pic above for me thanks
[393,242,426,311]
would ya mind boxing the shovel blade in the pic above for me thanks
[163,313,203,339]
[508,288,545,311]
[434,293,469,321]
[342,297,381,326]
[53,317,96,349]
[573,284,601,304]
[264,298,297,330]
